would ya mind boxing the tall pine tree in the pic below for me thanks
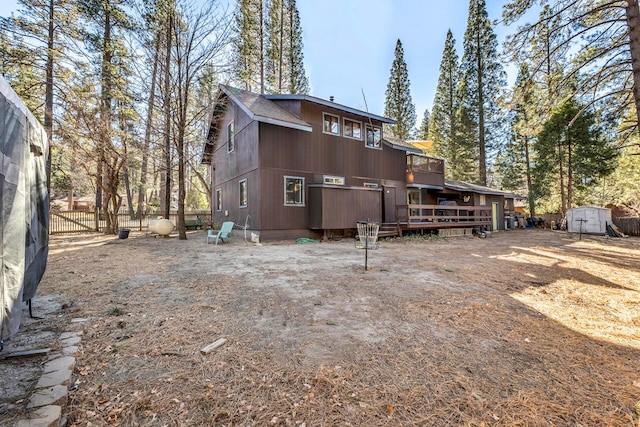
[384,39,416,140]
[232,0,264,93]
[429,29,472,178]
[265,0,308,94]
[418,108,430,140]
[459,0,506,185]
[286,0,309,94]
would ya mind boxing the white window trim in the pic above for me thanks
[239,179,247,208]
[322,112,340,136]
[323,175,345,185]
[284,175,305,206]
[227,121,235,153]
[363,182,379,188]
[365,124,382,150]
[342,117,363,140]
[215,188,222,212]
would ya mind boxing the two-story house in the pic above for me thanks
[202,85,514,241]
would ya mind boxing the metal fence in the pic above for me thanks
[49,210,212,235]
[612,217,640,237]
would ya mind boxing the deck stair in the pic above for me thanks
[378,223,400,238]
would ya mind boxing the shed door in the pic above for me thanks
[383,187,396,223]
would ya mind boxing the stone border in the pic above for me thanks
[13,319,87,427]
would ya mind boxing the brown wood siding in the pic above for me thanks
[212,169,262,230]
[308,186,381,229]
[271,99,301,118]
[211,103,262,230]
[260,169,310,230]
[259,102,406,184]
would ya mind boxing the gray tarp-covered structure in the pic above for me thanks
[0,76,49,343]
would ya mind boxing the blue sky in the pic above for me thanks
[0,0,521,127]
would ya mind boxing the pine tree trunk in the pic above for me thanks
[524,135,535,217]
[278,0,284,92]
[161,13,173,219]
[566,129,573,210]
[558,139,566,215]
[45,0,54,197]
[260,2,265,94]
[137,33,161,220]
[625,0,640,134]
[99,6,114,233]
[477,33,486,186]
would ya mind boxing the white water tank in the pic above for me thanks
[150,218,174,236]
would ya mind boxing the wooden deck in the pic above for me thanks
[383,204,493,237]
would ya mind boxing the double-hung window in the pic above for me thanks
[239,179,247,208]
[284,176,305,206]
[343,118,362,140]
[365,124,382,149]
[323,113,340,135]
[227,121,235,153]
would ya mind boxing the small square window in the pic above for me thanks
[215,189,222,211]
[239,179,247,208]
[227,121,235,153]
[284,176,305,206]
[343,118,362,140]
[323,113,340,135]
[365,124,382,149]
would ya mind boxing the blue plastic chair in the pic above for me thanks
[207,221,234,245]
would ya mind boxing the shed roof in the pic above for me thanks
[445,179,518,198]
[383,135,423,154]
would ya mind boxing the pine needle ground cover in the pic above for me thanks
[20,231,640,425]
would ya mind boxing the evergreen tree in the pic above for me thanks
[428,30,463,166]
[459,0,506,185]
[232,0,264,93]
[418,108,430,140]
[533,99,618,214]
[266,0,287,93]
[286,0,309,94]
[265,0,308,94]
[496,63,536,213]
[384,39,416,140]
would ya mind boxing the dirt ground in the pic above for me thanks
[3,229,640,426]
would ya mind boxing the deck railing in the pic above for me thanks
[396,204,492,228]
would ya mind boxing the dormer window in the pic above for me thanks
[323,112,340,135]
[365,124,382,149]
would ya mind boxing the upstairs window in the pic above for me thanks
[227,121,235,153]
[343,118,362,140]
[284,176,305,206]
[323,112,340,135]
[239,179,247,208]
[365,124,382,149]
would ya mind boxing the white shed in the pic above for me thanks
[566,206,612,235]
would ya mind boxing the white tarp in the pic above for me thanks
[0,76,49,342]
[566,206,612,235]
